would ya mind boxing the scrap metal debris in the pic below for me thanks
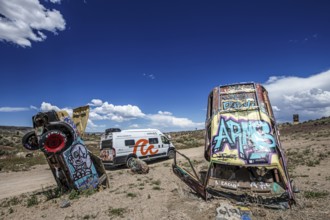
[60,199,71,208]
[130,158,149,174]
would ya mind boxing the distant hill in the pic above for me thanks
[1,115,330,151]
[0,126,33,149]
[279,116,330,137]
[0,126,33,135]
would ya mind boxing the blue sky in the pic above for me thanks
[1,0,330,132]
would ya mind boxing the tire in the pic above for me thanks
[39,130,68,153]
[41,122,76,154]
[46,122,76,142]
[126,156,136,168]
[167,149,175,159]
[22,131,40,151]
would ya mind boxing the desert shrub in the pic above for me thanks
[304,190,329,199]
[42,187,62,201]
[108,207,126,218]
[69,190,80,200]
[8,207,14,214]
[26,195,38,207]
[81,188,97,197]
[126,192,137,198]
[0,197,20,208]
[151,180,161,186]
[0,154,47,172]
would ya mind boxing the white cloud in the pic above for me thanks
[87,119,105,130]
[49,0,61,3]
[34,100,203,132]
[272,106,280,112]
[89,111,108,120]
[158,111,172,115]
[0,0,66,47]
[0,107,29,112]
[40,102,60,112]
[143,73,156,80]
[147,111,204,130]
[40,102,72,116]
[92,101,145,120]
[30,105,39,111]
[129,124,139,128]
[264,69,330,122]
[88,99,103,106]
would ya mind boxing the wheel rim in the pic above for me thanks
[127,157,135,168]
[44,132,66,153]
[168,150,175,158]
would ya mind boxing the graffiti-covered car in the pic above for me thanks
[172,83,295,209]
[22,106,109,191]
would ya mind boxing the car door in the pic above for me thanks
[160,135,171,156]
[172,150,208,199]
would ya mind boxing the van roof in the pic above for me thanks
[120,129,161,133]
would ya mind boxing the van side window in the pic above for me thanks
[149,138,159,144]
[161,136,170,144]
[125,139,135,146]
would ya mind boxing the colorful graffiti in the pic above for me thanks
[216,203,252,220]
[63,139,99,190]
[63,116,79,136]
[221,92,256,111]
[100,149,113,161]
[220,83,254,93]
[133,139,159,156]
[212,117,276,164]
[215,180,273,191]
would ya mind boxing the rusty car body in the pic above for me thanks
[172,83,295,209]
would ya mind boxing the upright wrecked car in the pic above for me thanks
[172,83,295,208]
[22,106,109,191]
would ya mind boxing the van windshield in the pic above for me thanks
[161,136,170,144]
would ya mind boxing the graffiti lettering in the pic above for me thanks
[250,182,271,190]
[133,139,159,156]
[221,84,254,93]
[216,180,271,191]
[213,117,276,163]
[220,180,238,189]
[223,99,255,110]
[216,203,252,220]
[214,118,275,150]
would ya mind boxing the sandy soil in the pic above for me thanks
[0,165,55,200]
[1,136,330,220]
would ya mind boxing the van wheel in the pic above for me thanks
[168,149,175,159]
[126,156,135,168]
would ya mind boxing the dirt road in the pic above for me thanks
[0,146,204,200]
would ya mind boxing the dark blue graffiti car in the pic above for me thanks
[22,106,109,191]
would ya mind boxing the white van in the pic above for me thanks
[99,128,175,167]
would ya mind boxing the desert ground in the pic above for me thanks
[0,119,330,220]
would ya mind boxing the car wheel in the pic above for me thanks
[46,122,76,144]
[126,156,135,168]
[168,149,175,159]
[39,130,68,153]
[22,131,40,151]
